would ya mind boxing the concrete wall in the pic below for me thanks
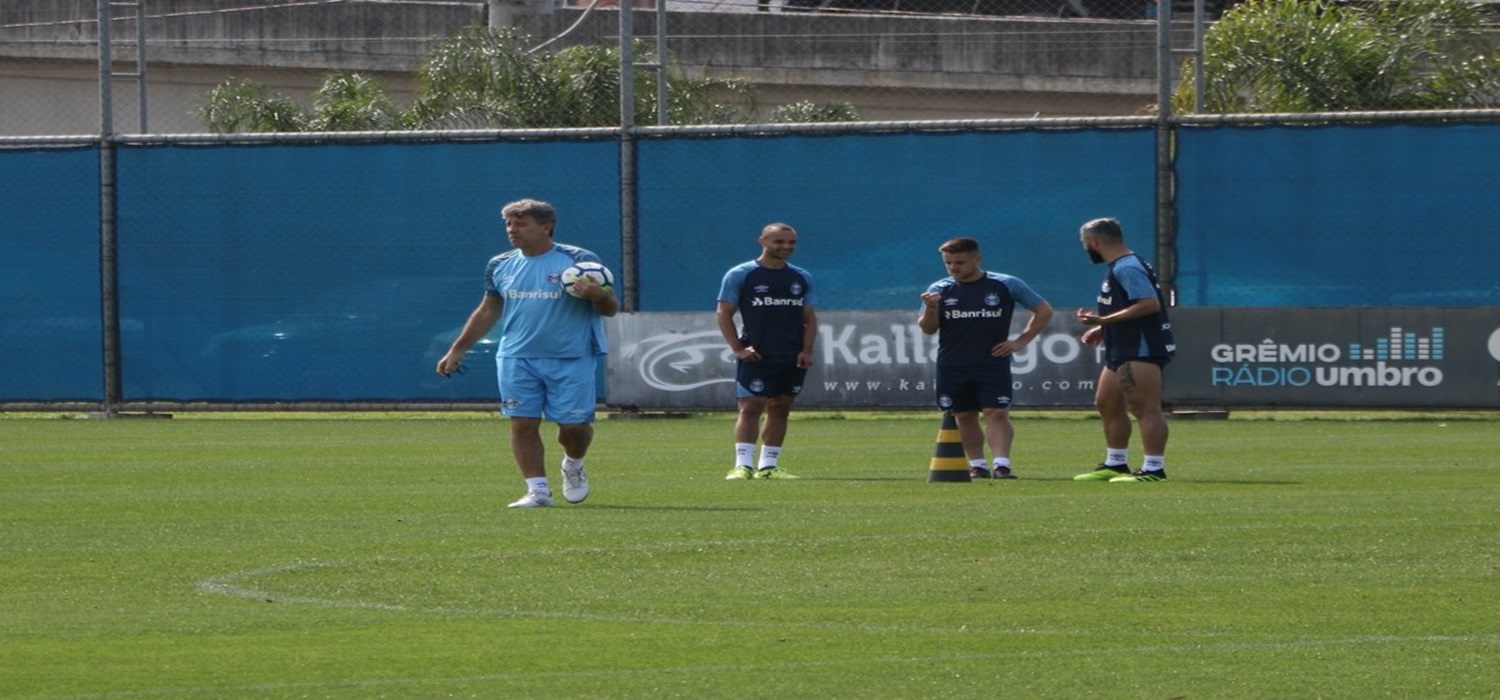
[0,0,1162,135]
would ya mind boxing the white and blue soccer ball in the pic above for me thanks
[560,261,615,298]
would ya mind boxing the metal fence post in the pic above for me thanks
[1155,0,1179,305]
[98,0,124,416]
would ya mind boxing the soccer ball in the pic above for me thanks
[560,261,615,298]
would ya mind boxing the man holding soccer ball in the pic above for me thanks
[436,198,619,508]
[716,222,819,480]
[919,237,1054,480]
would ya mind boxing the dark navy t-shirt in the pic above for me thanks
[925,272,1046,366]
[718,261,817,360]
[1098,254,1175,364]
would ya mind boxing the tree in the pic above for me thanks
[1172,0,1500,113]
[305,72,404,131]
[198,27,855,132]
[770,101,865,123]
[197,79,309,133]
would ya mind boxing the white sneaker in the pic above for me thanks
[507,491,555,508]
[561,464,589,504]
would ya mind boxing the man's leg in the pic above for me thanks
[1118,360,1168,459]
[1095,366,1133,451]
[735,396,768,445]
[557,422,594,462]
[505,416,558,507]
[952,410,986,462]
[555,421,594,503]
[982,407,1014,459]
[754,395,799,476]
[510,417,546,479]
[759,394,795,448]
[1073,367,1134,481]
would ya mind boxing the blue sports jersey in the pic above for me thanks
[925,272,1047,366]
[718,260,817,360]
[1098,254,1175,363]
[483,244,609,358]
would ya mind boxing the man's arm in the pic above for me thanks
[918,292,941,335]
[1077,296,1159,327]
[568,276,619,317]
[990,301,1053,357]
[797,305,818,369]
[1015,301,1054,345]
[436,295,502,377]
[716,300,758,361]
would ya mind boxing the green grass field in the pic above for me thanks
[2,411,1496,699]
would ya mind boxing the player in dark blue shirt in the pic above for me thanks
[716,223,819,480]
[1073,217,1176,483]
[918,237,1054,479]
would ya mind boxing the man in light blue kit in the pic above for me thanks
[437,199,619,508]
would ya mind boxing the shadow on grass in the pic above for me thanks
[807,476,924,482]
[585,504,768,512]
[1181,479,1303,486]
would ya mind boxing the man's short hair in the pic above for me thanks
[502,198,557,228]
[939,237,981,255]
[1080,217,1124,240]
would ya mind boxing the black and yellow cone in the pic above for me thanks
[927,412,971,482]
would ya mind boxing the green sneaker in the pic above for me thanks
[754,467,800,480]
[725,465,755,480]
[1110,469,1167,483]
[1073,464,1130,481]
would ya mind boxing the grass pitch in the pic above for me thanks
[1,411,1496,698]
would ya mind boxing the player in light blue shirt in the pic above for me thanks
[437,199,619,509]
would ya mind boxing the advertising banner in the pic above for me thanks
[606,307,1500,410]
[606,310,1103,410]
[1168,307,1500,408]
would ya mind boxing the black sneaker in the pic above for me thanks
[969,466,991,479]
[1073,463,1130,481]
[993,466,1017,479]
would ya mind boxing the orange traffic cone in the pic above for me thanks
[927,412,971,482]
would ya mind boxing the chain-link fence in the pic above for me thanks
[1,0,1214,136]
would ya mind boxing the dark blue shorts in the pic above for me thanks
[1104,355,1172,372]
[736,358,806,399]
[935,363,1013,412]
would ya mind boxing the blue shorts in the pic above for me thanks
[496,356,599,423]
[935,363,1014,412]
[735,358,807,399]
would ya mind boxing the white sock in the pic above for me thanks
[735,442,756,468]
[525,476,550,494]
[992,457,1010,469]
[562,456,584,472]
[1106,449,1129,466]
[1143,455,1165,472]
[757,445,781,470]
[969,458,987,469]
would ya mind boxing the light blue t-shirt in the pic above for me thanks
[483,244,609,358]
